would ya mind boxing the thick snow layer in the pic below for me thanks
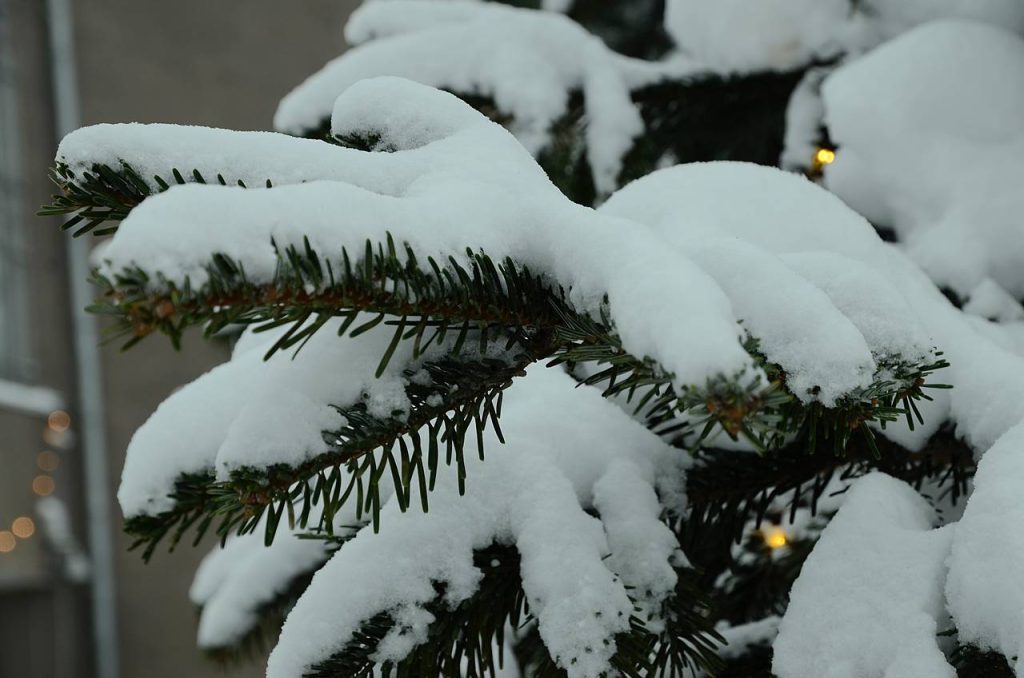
[593,457,683,619]
[56,123,419,197]
[663,0,847,72]
[963,278,1024,323]
[600,160,1024,452]
[71,71,1024,672]
[600,163,930,406]
[118,318,412,517]
[773,473,955,678]
[190,511,340,649]
[823,20,1024,297]
[96,78,755,399]
[946,421,1024,672]
[665,0,1024,73]
[266,366,681,678]
[847,0,1024,49]
[89,74,1024,473]
[87,74,1024,448]
[277,1,647,196]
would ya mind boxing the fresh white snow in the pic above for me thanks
[773,473,956,678]
[57,7,1024,669]
[266,366,681,678]
[823,20,1024,297]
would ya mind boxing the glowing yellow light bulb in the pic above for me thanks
[815,147,836,167]
[763,526,788,550]
[11,517,34,539]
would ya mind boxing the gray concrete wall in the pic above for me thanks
[0,1,358,677]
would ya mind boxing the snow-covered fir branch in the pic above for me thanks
[43,1,1024,676]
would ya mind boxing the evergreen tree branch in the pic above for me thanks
[682,428,974,554]
[101,235,950,560]
[124,350,538,560]
[39,160,271,236]
[308,543,725,678]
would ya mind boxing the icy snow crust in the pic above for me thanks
[823,20,1024,298]
[62,74,1024,675]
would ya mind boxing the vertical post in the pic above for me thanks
[43,1,120,676]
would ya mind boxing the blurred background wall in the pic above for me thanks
[0,1,358,676]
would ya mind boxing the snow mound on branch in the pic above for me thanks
[266,366,682,678]
[664,0,1023,73]
[947,421,1024,672]
[84,78,1024,504]
[601,163,930,406]
[848,0,1024,48]
[189,507,344,649]
[663,0,847,72]
[822,19,1024,297]
[95,77,755,396]
[963,278,1024,324]
[81,80,1003,427]
[56,123,420,197]
[118,319,411,517]
[276,1,649,196]
[773,473,956,678]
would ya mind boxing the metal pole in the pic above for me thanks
[43,1,120,676]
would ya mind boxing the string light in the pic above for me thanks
[0,531,15,553]
[32,475,55,497]
[814,147,836,168]
[47,410,71,433]
[37,450,60,472]
[762,525,789,550]
[0,410,69,556]
[11,517,34,539]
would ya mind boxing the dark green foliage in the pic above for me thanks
[620,70,809,186]
[307,544,527,678]
[952,643,1015,678]
[123,351,534,559]
[308,543,725,678]
[39,160,269,235]
[683,427,974,551]
[568,0,672,60]
[41,1,998,668]
[716,645,774,678]
[93,231,953,568]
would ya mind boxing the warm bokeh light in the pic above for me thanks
[0,531,15,553]
[814,147,836,167]
[32,475,55,497]
[762,526,788,550]
[47,409,71,432]
[37,450,60,472]
[11,517,34,539]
